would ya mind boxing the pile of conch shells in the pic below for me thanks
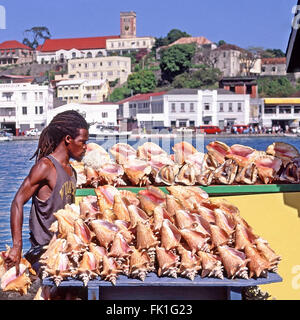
[71,141,300,187]
[40,185,281,286]
[0,246,36,295]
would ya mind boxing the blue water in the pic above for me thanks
[1,135,300,252]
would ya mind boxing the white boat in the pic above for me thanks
[88,123,132,140]
[0,129,13,141]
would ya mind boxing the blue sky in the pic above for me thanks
[0,0,297,52]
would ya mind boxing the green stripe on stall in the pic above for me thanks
[75,184,300,197]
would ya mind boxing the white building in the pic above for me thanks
[118,89,250,130]
[47,102,119,127]
[0,82,54,134]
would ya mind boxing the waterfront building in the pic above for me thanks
[56,79,110,104]
[117,89,250,130]
[262,97,300,129]
[0,40,34,66]
[47,102,118,127]
[67,56,131,85]
[261,57,287,76]
[0,81,54,135]
[36,35,120,64]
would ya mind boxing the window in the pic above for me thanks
[22,92,27,101]
[223,52,226,58]
[39,106,43,114]
[72,52,76,59]
[171,103,176,112]
[219,103,224,112]
[181,103,185,112]
[204,104,210,111]
[22,107,27,115]
[86,52,92,58]
[108,61,112,66]
[102,112,108,118]
[237,103,242,112]
[272,66,276,72]
[262,67,266,72]
[71,64,75,69]
[35,106,38,114]
[39,92,43,100]
[171,120,176,127]
[85,63,88,69]
[93,72,98,77]
[93,63,97,68]
[190,103,194,112]
[190,120,195,127]
[35,92,38,101]
[228,103,233,112]
[84,73,89,78]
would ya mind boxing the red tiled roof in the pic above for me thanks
[0,40,32,50]
[118,91,168,104]
[213,43,246,52]
[40,35,120,52]
[261,57,286,65]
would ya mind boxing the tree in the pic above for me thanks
[258,77,296,97]
[22,26,51,49]
[127,70,157,94]
[166,29,191,44]
[109,86,131,102]
[217,40,226,47]
[160,44,196,83]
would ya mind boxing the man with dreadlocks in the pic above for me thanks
[5,110,89,276]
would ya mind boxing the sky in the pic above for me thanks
[0,0,298,52]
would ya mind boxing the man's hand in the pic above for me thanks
[4,246,22,275]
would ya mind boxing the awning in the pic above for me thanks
[264,98,300,105]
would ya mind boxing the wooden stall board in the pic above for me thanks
[43,272,282,300]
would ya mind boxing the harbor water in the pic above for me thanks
[1,135,300,252]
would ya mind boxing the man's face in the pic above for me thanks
[67,128,89,161]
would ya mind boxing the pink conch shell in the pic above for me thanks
[175,209,198,230]
[95,185,120,212]
[85,167,100,188]
[40,237,67,266]
[74,219,92,245]
[109,143,137,164]
[156,246,179,278]
[217,245,250,279]
[129,249,151,281]
[88,243,107,266]
[235,163,258,185]
[128,204,149,228]
[82,143,111,170]
[165,195,184,217]
[195,205,216,224]
[254,238,281,272]
[213,208,236,236]
[77,251,98,286]
[226,144,258,167]
[234,222,257,250]
[138,186,166,216]
[255,155,282,184]
[123,158,152,186]
[136,221,160,251]
[98,162,126,186]
[53,207,79,238]
[1,264,31,295]
[137,142,168,160]
[213,159,238,185]
[244,245,270,278]
[206,141,230,166]
[211,199,240,217]
[160,219,181,250]
[197,251,224,279]
[114,220,135,244]
[70,160,87,187]
[155,164,180,185]
[172,141,197,165]
[113,193,130,222]
[109,233,133,259]
[209,223,231,248]
[100,255,122,285]
[266,142,299,165]
[90,220,119,248]
[175,163,196,186]
[148,154,174,177]
[79,195,100,221]
[180,229,210,253]
[119,190,140,206]
[190,214,211,237]
[65,232,85,265]
[153,205,174,233]
[177,245,201,280]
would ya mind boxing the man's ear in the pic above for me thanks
[65,135,72,145]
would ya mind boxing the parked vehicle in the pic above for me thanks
[198,125,222,134]
[26,128,41,136]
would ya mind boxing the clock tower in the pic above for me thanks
[120,11,136,38]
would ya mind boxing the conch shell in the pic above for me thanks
[155,164,180,185]
[109,143,137,164]
[100,255,121,285]
[79,195,100,221]
[177,245,201,280]
[244,245,270,278]
[123,158,152,186]
[266,142,299,165]
[160,219,181,251]
[206,141,230,166]
[217,245,249,279]
[90,220,119,248]
[137,142,167,160]
[180,229,210,253]
[175,164,196,186]
[95,185,120,212]
[138,186,166,216]
[197,251,224,279]
[172,141,197,165]
[254,238,281,272]
[255,155,282,184]
[213,159,238,185]
[98,162,126,186]
[156,246,179,278]
[76,251,98,286]
[129,249,151,281]
[113,193,130,222]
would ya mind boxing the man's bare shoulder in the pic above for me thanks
[28,157,55,180]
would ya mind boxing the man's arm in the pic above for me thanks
[5,158,52,274]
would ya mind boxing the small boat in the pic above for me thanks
[0,129,13,142]
[88,123,132,140]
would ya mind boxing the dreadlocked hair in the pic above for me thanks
[31,110,89,162]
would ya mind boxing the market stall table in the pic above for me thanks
[43,272,282,300]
